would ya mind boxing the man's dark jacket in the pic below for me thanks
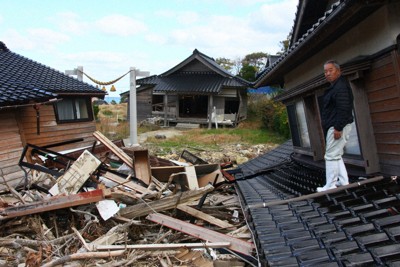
[322,75,354,136]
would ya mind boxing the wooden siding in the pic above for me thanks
[0,110,25,192]
[137,88,153,122]
[365,51,400,173]
[18,104,97,152]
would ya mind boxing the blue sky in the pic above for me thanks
[0,0,297,97]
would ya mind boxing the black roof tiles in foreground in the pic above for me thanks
[235,140,400,266]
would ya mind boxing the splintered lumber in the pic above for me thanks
[102,171,151,195]
[93,131,134,169]
[132,149,152,185]
[0,189,108,220]
[119,184,214,219]
[42,250,126,267]
[146,213,254,256]
[96,242,231,251]
[177,204,234,229]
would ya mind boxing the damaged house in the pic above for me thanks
[0,41,105,192]
[122,49,250,127]
[234,0,400,266]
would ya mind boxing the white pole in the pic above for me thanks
[129,67,137,146]
[129,68,150,146]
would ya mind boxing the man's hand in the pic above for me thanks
[334,129,342,139]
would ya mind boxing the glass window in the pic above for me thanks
[55,97,92,122]
[296,100,311,148]
[287,100,311,148]
[344,118,361,156]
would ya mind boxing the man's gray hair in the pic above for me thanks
[324,60,341,70]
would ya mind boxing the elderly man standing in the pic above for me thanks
[317,60,354,192]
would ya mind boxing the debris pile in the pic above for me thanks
[0,131,255,266]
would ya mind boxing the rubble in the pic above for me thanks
[0,131,256,266]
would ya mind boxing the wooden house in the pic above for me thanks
[233,1,400,265]
[255,0,400,176]
[122,49,250,127]
[0,41,105,191]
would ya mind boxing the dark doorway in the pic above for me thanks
[179,95,208,118]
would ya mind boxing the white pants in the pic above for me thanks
[325,124,352,161]
[323,124,352,188]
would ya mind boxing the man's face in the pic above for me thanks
[324,63,341,83]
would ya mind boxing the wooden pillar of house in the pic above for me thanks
[164,94,168,127]
[348,72,380,174]
[208,95,213,129]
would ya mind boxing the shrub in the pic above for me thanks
[93,104,100,120]
[247,94,290,138]
[102,109,113,117]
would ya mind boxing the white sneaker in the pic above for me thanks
[316,184,337,192]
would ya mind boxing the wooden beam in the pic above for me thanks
[96,242,231,251]
[119,184,214,219]
[0,189,107,220]
[177,204,234,229]
[93,131,134,169]
[146,213,254,256]
[133,149,152,185]
[102,171,150,196]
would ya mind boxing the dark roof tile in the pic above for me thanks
[0,42,105,106]
[235,140,400,265]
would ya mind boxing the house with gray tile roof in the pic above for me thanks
[121,49,250,127]
[233,1,400,266]
[0,41,105,192]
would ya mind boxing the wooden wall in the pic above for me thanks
[0,110,26,191]
[17,104,97,152]
[365,50,400,175]
[137,88,153,122]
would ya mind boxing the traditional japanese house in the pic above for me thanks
[0,41,105,191]
[122,49,250,127]
[234,1,400,265]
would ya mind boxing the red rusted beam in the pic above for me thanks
[0,189,107,220]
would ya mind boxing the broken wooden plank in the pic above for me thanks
[119,184,214,219]
[49,150,101,195]
[0,189,108,220]
[96,241,231,251]
[177,204,234,229]
[93,131,133,169]
[132,149,152,185]
[146,213,254,256]
[184,165,199,190]
[102,171,151,196]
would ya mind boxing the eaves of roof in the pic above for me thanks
[161,49,234,78]
[153,72,248,94]
[0,43,105,106]
[253,0,385,88]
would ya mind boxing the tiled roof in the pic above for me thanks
[137,72,248,94]
[235,141,400,266]
[0,41,105,107]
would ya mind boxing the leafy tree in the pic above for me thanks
[111,100,117,105]
[278,33,291,55]
[242,52,268,70]
[215,57,234,72]
[239,64,257,82]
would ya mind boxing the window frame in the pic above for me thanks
[54,96,93,123]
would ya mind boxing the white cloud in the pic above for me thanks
[53,12,90,35]
[177,11,199,24]
[145,33,167,45]
[95,14,148,37]
[3,28,69,52]
[251,0,297,33]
